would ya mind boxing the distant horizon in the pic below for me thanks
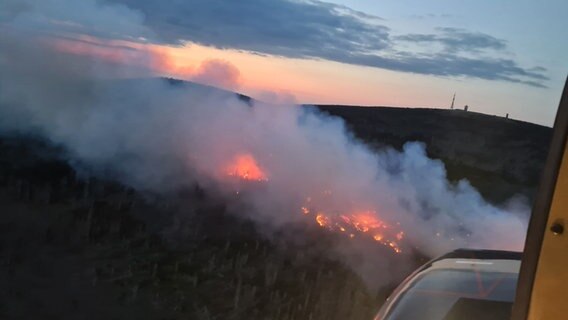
[313,104,553,128]
[160,76,555,128]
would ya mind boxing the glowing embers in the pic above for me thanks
[223,156,403,253]
[225,154,268,182]
[306,207,403,253]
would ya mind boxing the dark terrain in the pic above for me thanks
[318,105,552,203]
[0,136,393,320]
[0,98,553,319]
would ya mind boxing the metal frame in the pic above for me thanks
[511,76,568,319]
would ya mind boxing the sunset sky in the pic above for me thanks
[1,0,567,125]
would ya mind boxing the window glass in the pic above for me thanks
[387,270,519,320]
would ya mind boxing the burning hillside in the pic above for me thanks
[0,3,531,261]
[311,211,404,253]
[225,153,405,253]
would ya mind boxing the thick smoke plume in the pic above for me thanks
[0,0,528,276]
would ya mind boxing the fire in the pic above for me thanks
[225,154,267,181]
[307,208,403,253]
[316,214,331,228]
[222,155,404,253]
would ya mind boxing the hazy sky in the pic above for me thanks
[2,0,566,125]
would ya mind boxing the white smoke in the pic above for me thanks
[0,0,528,268]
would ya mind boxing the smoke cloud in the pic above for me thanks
[192,59,242,90]
[0,0,529,284]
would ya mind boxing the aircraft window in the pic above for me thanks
[387,270,519,320]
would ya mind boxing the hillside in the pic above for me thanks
[317,105,553,203]
[158,78,553,203]
[160,78,554,203]
[0,135,391,320]
[0,78,554,319]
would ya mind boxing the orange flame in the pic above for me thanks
[316,213,331,228]
[226,154,267,181]
[307,208,403,253]
[222,156,404,253]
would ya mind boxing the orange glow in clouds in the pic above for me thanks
[50,35,160,69]
[48,34,402,106]
[47,32,537,126]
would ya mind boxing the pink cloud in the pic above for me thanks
[191,59,242,90]
[49,37,243,92]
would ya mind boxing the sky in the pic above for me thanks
[1,0,566,125]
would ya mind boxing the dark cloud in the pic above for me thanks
[97,0,548,87]
[106,0,390,58]
[339,52,548,88]
[0,0,150,41]
[310,0,385,21]
[409,13,454,20]
[396,27,507,53]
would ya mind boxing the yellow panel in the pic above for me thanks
[529,143,568,319]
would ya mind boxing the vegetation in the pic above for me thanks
[0,104,550,319]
